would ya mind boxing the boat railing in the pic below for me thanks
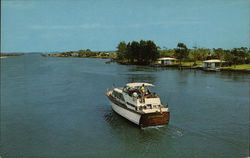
[145,93,158,98]
[139,104,164,110]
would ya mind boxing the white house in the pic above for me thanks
[71,53,79,57]
[202,59,225,69]
[157,57,177,65]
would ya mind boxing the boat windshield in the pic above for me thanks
[123,86,158,98]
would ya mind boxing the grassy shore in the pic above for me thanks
[0,53,24,56]
[180,61,202,67]
[160,61,250,71]
[180,61,250,70]
[221,64,250,70]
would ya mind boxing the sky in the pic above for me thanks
[1,0,249,52]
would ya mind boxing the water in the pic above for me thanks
[0,54,249,158]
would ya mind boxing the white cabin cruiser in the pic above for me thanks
[106,82,170,127]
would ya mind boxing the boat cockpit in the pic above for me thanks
[122,85,158,99]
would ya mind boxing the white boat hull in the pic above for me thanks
[111,102,141,125]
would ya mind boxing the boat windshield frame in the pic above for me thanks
[126,82,154,88]
[123,84,158,99]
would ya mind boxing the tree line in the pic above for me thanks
[116,40,159,65]
[116,41,250,66]
[44,49,115,58]
[60,49,110,57]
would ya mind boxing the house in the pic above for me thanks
[157,57,177,65]
[202,59,225,70]
[71,53,79,57]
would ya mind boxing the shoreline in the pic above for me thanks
[8,54,250,73]
[152,65,250,73]
[0,53,24,56]
[41,54,112,59]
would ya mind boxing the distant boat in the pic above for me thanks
[203,67,221,72]
[0,56,7,59]
[106,82,170,127]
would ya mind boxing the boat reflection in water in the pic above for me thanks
[106,82,170,127]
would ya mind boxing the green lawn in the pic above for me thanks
[222,64,250,70]
[181,62,249,70]
[181,61,202,66]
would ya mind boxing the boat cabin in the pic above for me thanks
[111,82,163,112]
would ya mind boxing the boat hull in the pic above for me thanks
[139,111,170,127]
[111,102,141,125]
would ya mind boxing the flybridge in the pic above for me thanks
[126,82,154,88]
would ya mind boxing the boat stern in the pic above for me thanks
[139,111,170,127]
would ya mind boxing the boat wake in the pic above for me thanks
[141,125,165,130]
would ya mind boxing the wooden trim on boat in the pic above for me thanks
[139,112,170,127]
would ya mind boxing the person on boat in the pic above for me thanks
[132,92,138,102]
[140,84,145,92]
[140,84,146,103]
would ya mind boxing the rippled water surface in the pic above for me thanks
[1,54,249,158]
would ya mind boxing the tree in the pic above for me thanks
[223,50,234,66]
[77,49,93,57]
[128,41,140,63]
[116,41,127,60]
[230,47,249,67]
[189,46,199,66]
[174,43,189,66]
[136,40,159,64]
[213,48,225,67]
[198,48,210,61]
[159,48,175,57]
[116,40,159,65]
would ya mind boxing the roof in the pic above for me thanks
[126,82,154,88]
[158,57,177,61]
[203,59,225,63]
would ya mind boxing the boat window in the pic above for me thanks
[123,86,129,93]
[112,91,125,101]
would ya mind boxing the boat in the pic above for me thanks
[203,67,221,72]
[106,82,170,127]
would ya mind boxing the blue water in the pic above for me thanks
[1,54,249,158]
